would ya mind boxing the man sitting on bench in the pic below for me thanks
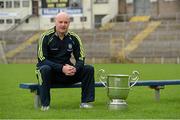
[36,12,95,111]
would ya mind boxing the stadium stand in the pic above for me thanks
[0,0,180,64]
[128,20,180,63]
[1,18,180,64]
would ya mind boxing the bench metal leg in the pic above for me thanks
[31,89,41,108]
[154,89,160,101]
[150,86,164,101]
[34,94,41,108]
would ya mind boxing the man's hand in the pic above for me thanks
[62,64,76,76]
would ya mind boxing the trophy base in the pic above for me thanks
[108,99,128,110]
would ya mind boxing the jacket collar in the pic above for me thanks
[54,26,69,37]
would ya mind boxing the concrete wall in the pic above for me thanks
[126,0,180,19]
[158,0,180,18]
[1,0,180,31]
[0,0,32,31]
[93,0,118,25]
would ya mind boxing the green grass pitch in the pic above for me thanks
[0,64,180,119]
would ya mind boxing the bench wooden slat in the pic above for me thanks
[19,80,180,90]
[19,82,105,90]
[134,80,180,86]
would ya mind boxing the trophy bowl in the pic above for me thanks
[98,69,139,110]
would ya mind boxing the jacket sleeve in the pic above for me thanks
[37,33,63,72]
[71,33,85,72]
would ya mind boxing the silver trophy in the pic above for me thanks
[98,69,139,110]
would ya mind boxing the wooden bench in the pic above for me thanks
[19,80,180,108]
[19,82,104,108]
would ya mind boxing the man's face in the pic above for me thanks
[55,14,70,34]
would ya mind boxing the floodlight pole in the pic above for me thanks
[0,40,7,64]
[117,38,125,63]
[90,0,94,29]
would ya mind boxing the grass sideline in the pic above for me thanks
[0,64,180,119]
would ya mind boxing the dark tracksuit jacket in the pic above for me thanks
[37,27,85,72]
[36,27,95,106]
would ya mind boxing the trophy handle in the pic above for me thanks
[129,70,140,88]
[97,69,107,87]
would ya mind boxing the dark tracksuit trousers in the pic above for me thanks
[38,64,95,106]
